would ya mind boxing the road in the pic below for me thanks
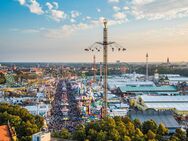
[48,79,83,131]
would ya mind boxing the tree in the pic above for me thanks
[60,128,71,139]
[114,116,122,123]
[169,135,180,141]
[173,128,186,141]
[133,119,142,129]
[62,116,186,141]
[122,135,131,141]
[105,117,116,129]
[107,128,120,141]
[73,125,86,141]
[35,115,44,129]
[20,136,32,141]
[126,121,135,136]
[135,128,143,137]
[116,121,127,136]
[129,99,136,107]
[9,115,21,127]
[52,131,59,138]
[122,116,131,124]
[0,73,6,84]
[132,128,145,141]
[96,130,107,141]
[0,103,43,139]
[87,129,97,141]
[147,130,156,140]
[142,120,158,134]
[157,123,168,135]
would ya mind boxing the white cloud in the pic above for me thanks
[50,9,66,22]
[45,2,66,22]
[108,0,119,3]
[91,16,126,27]
[11,15,128,38]
[21,29,40,33]
[123,6,129,10]
[113,6,121,12]
[108,19,125,26]
[132,0,155,5]
[99,17,106,24]
[70,19,76,23]
[86,16,91,20]
[97,8,101,12]
[46,2,53,10]
[44,16,128,38]
[113,12,126,20]
[10,28,42,34]
[18,0,25,5]
[71,11,80,18]
[27,0,44,15]
[44,23,91,38]
[18,0,44,15]
[46,2,58,10]
[53,2,58,9]
[131,0,188,20]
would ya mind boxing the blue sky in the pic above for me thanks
[0,0,188,62]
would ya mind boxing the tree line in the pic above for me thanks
[52,116,188,141]
[0,103,44,141]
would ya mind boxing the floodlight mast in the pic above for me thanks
[85,19,126,118]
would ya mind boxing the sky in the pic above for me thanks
[0,0,188,62]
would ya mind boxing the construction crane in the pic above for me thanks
[85,19,126,118]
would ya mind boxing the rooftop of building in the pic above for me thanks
[140,95,188,112]
[118,85,177,93]
[145,103,188,111]
[0,125,11,141]
[140,95,188,102]
[128,109,180,129]
[33,131,50,136]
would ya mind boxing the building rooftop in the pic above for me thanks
[141,95,188,102]
[168,77,188,81]
[119,86,177,93]
[129,109,180,129]
[32,131,50,137]
[140,95,188,112]
[145,103,188,111]
[0,125,11,141]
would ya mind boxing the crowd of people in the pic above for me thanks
[48,80,83,131]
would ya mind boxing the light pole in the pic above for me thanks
[85,19,126,118]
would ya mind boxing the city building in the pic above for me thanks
[160,74,188,85]
[0,125,12,141]
[108,75,155,91]
[24,104,51,116]
[117,85,178,96]
[138,95,188,114]
[128,109,181,133]
[0,122,17,141]
[32,131,51,141]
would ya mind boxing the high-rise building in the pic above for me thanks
[167,57,170,64]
